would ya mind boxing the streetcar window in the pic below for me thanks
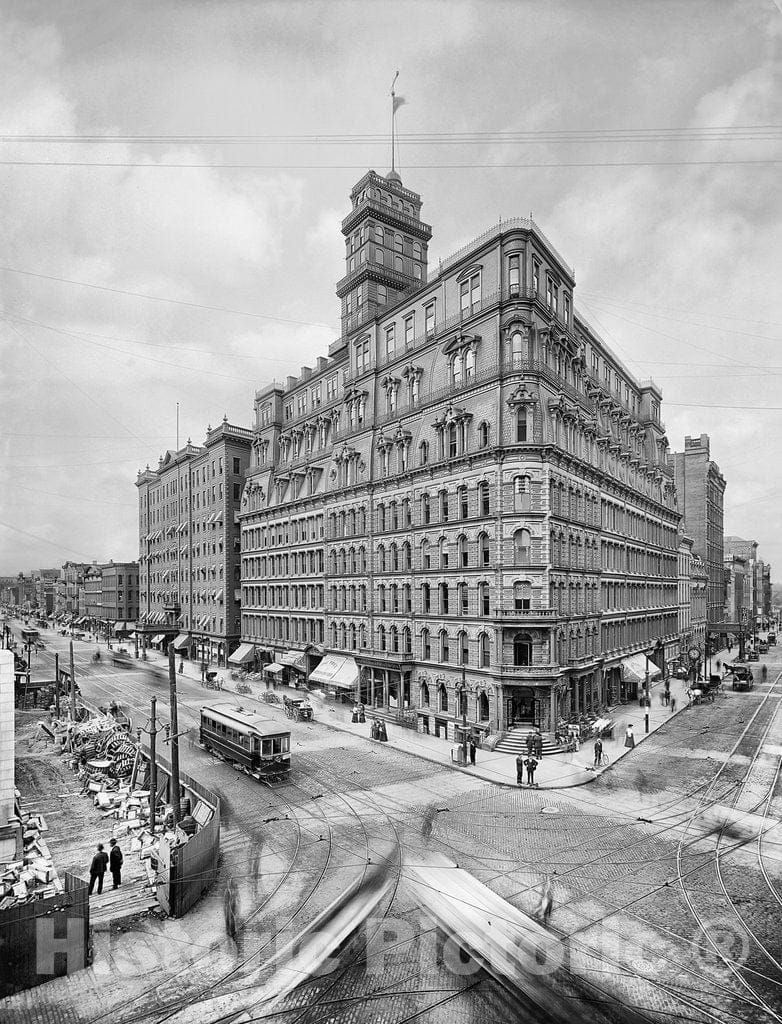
[262,739,272,756]
[282,736,290,753]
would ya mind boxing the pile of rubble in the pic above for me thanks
[0,799,60,910]
[43,709,137,781]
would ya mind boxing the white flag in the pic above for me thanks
[393,95,406,113]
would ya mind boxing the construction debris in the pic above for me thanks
[0,798,61,909]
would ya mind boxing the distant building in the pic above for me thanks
[690,553,708,652]
[84,564,103,622]
[100,561,139,628]
[671,434,726,628]
[678,534,693,646]
[723,553,747,625]
[724,537,758,624]
[136,419,252,666]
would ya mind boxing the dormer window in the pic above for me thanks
[460,271,481,314]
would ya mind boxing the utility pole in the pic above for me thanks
[69,640,76,722]
[149,697,158,835]
[54,653,60,719]
[168,645,182,825]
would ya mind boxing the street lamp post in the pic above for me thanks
[458,664,469,766]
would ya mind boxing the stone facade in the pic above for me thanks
[136,420,251,665]
[100,561,139,625]
[239,168,681,740]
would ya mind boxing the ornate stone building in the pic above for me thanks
[239,168,680,739]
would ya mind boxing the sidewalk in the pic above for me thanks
[138,648,702,790]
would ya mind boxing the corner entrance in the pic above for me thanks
[505,686,536,726]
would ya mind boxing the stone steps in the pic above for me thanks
[494,728,564,755]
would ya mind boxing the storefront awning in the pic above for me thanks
[228,643,256,665]
[172,633,190,650]
[620,653,661,684]
[151,634,166,644]
[309,654,359,689]
[264,662,284,675]
[280,650,306,670]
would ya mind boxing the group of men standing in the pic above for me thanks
[88,838,123,894]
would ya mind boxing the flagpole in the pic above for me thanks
[390,70,399,174]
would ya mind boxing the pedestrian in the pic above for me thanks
[378,719,388,742]
[533,729,543,758]
[535,874,554,925]
[762,664,768,682]
[370,718,378,740]
[524,755,538,786]
[178,659,184,674]
[525,732,534,757]
[469,738,477,766]
[664,687,671,706]
[593,737,603,767]
[357,703,366,723]
[516,753,524,786]
[224,878,238,941]
[670,696,677,713]
[351,704,359,724]
[109,837,123,889]
[624,724,635,750]
[88,843,109,895]
[660,689,667,707]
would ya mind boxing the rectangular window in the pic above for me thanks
[311,385,321,407]
[509,253,520,292]
[233,457,241,474]
[297,393,307,416]
[532,259,540,294]
[377,284,387,305]
[563,293,571,323]
[284,402,293,421]
[546,276,556,313]
[385,324,396,358]
[459,272,481,314]
[355,339,370,373]
[424,300,436,335]
[326,375,338,401]
[404,313,415,348]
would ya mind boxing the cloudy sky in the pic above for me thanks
[1,0,780,577]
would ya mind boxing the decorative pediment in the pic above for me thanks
[443,332,481,356]
[381,374,400,391]
[455,263,483,283]
[334,444,359,464]
[507,383,539,408]
[401,363,423,380]
[393,424,412,445]
[432,402,472,428]
[343,387,368,404]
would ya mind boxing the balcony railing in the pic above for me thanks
[496,608,558,619]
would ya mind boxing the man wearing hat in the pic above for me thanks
[109,837,124,890]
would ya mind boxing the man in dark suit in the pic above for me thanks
[88,843,109,895]
[109,838,123,889]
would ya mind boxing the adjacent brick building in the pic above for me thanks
[136,419,252,666]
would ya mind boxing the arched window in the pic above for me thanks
[457,534,469,567]
[440,582,449,614]
[458,581,469,615]
[478,581,490,616]
[438,682,449,712]
[447,421,458,458]
[339,622,347,649]
[516,407,529,443]
[349,623,356,650]
[439,629,450,663]
[378,584,386,612]
[478,690,490,720]
[395,255,403,273]
[394,233,403,252]
[514,580,531,611]
[421,539,431,570]
[421,628,431,659]
[420,680,430,706]
[419,440,429,466]
[403,626,412,654]
[421,492,431,523]
[458,630,469,666]
[390,583,398,612]
[374,226,383,242]
[478,480,490,516]
[510,329,528,361]
[330,622,337,647]
[359,623,366,648]
[452,355,463,387]
[513,475,531,512]
[391,542,399,570]
[478,421,490,448]
[377,504,386,531]
[514,528,531,566]
[465,347,475,378]
[513,633,532,666]
[378,625,386,651]
[478,532,490,567]
[479,633,490,668]
[439,537,449,569]
[377,544,386,572]
[458,485,469,519]
[390,625,399,652]
[402,541,411,570]
[422,582,431,612]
